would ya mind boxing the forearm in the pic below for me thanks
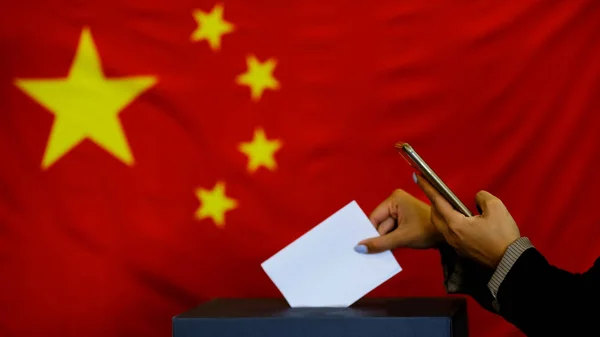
[437,242,497,313]
[494,246,600,336]
[486,237,534,311]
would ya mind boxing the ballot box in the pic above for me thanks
[172,297,468,337]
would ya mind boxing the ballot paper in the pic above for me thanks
[261,200,402,307]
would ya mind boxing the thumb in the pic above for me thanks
[475,190,504,216]
[355,233,403,254]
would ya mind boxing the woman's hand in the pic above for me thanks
[414,173,521,268]
[354,188,443,254]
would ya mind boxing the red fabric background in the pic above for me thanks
[2,1,600,336]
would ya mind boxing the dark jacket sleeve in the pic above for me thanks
[437,242,497,312]
[496,248,600,336]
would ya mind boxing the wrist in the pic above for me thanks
[492,236,522,268]
[429,224,445,244]
[487,237,534,301]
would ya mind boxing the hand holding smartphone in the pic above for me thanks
[396,142,473,217]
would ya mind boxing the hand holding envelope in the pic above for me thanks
[261,201,402,307]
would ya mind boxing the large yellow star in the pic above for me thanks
[14,27,157,169]
[190,3,235,51]
[238,127,282,173]
[235,55,280,101]
[195,181,238,227]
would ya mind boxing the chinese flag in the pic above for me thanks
[2,1,600,337]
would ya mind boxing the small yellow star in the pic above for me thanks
[238,127,282,173]
[190,3,235,51]
[235,55,280,101]
[195,181,238,227]
[14,26,157,169]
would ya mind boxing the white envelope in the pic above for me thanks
[261,200,402,307]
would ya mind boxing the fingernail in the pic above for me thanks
[354,244,368,254]
[412,172,418,183]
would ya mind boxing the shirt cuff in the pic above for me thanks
[488,237,534,298]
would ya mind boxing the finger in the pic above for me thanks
[356,232,403,254]
[414,173,443,208]
[377,217,396,235]
[414,173,462,223]
[430,206,451,238]
[368,194,397,228]
[431,207,459,247]
[475,190,504,217]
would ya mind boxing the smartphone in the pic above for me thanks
[395,142,473,217]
